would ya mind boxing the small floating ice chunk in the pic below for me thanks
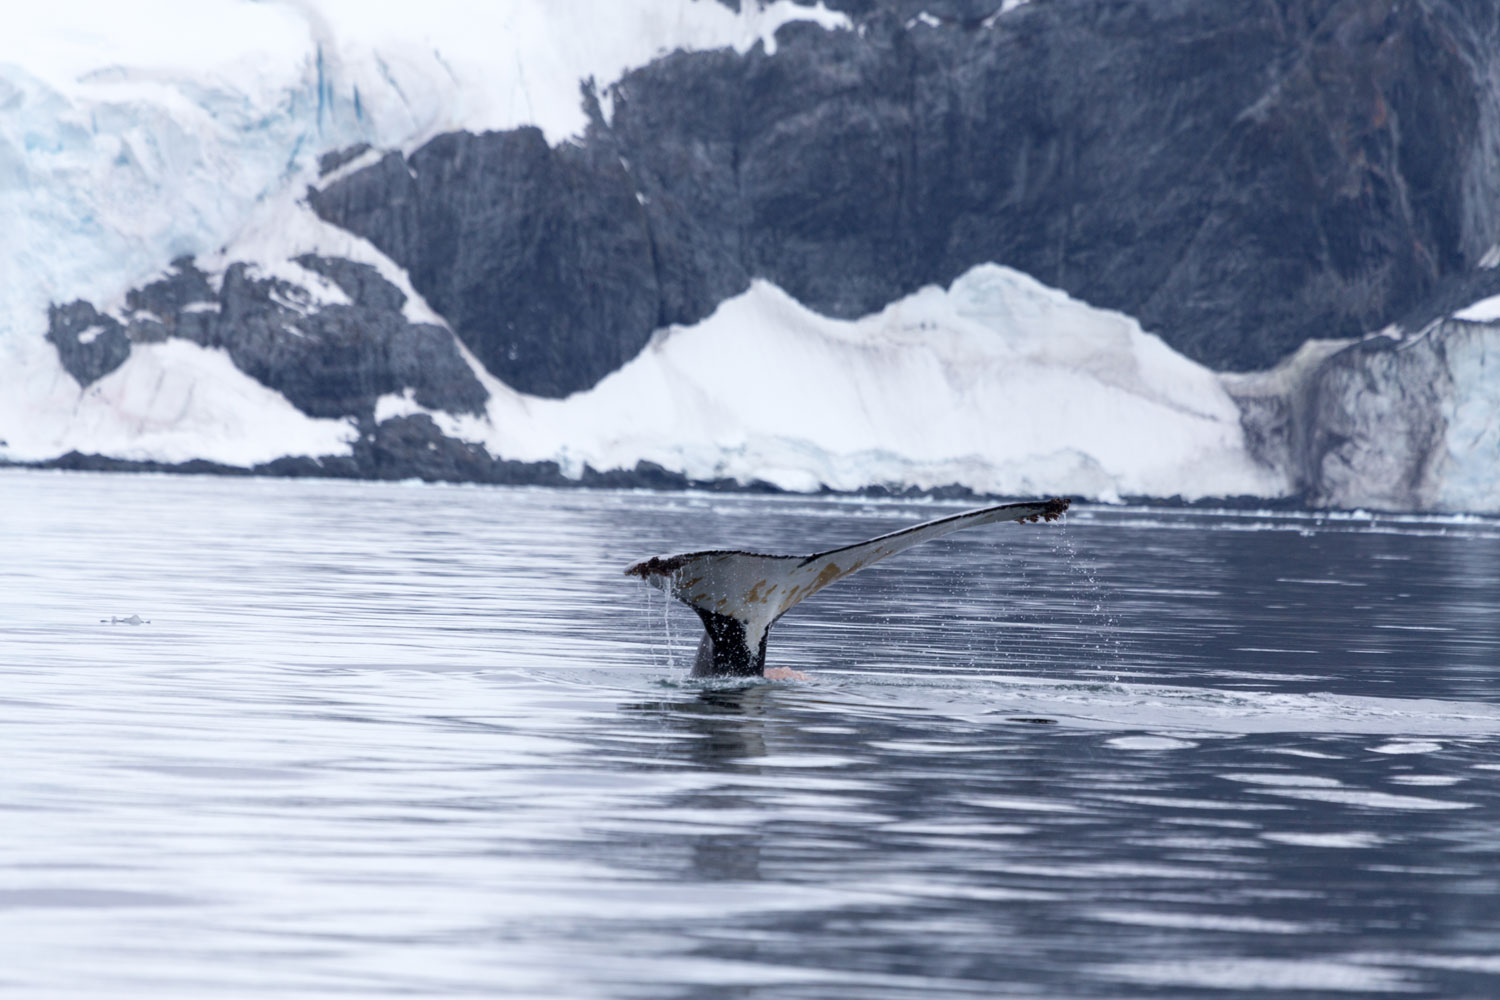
[100,614,150,625]
[1107,735,1196,750]
[1085,908,1309,934]
[1255,788,1474,811]
[1262,748,1345,759]
[1369,740,1442,754]
[1099,956,1414,992]
[1261,831,1383,848]
[1222,773,1342,787]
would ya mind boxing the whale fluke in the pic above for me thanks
[626,497,1070,678]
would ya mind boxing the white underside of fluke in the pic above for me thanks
[625,498,1069,663]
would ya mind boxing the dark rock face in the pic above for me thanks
[121,256,221,345]
[46,302,131,386]
[209,263,487,418]
[312,0,1500,391]
[362,414,519,482]
[126,256,217,322]
[318,142,372,176]
[311,124,660,398]
[48,257,486,420]
[1388,263,1500,335]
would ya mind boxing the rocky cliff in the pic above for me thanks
[309,0,1500,396]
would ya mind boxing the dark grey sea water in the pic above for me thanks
[2,470,1499,998]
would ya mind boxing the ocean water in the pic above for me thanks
[2,469,1498,998]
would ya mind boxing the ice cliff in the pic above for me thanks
[1228,313,1500,515]
[5,0,1500,511]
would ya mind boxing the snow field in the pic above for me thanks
[401,265,1284,501]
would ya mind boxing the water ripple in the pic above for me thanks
[1,471,1498,998]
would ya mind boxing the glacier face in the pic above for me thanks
[1437,324,1500,512]
[1228,318,1500,514]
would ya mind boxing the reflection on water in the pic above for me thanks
[1,470,1498,998]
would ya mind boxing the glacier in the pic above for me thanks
[1224,316,1500,515]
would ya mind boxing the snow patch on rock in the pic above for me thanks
[1453,293,1500,323]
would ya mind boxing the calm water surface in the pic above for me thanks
[2,470,1499,998]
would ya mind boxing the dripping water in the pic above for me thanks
[1054,511,1125,677]
[662,571,680,670]
[636,578,674,672]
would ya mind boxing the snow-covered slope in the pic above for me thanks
[383,264,1281,501]
[33,340,356,467]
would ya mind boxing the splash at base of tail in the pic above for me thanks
[626,497,1070,678]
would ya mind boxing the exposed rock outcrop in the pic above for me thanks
[46,302,132,386]
[310,122,661,398]
[47,257,486,421]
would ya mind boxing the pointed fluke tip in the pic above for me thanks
[1022,497,1071,523]
[624,552,692,580]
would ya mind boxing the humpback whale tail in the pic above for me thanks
[625,497,1070,678]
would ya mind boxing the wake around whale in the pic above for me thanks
[626,498,1070,678]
